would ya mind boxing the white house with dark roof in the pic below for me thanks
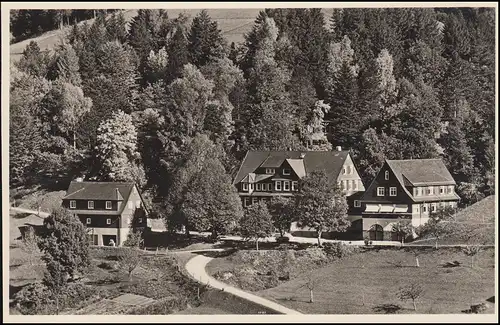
[62,180,149,246]
[233,148,366,239]
[360,158,460,241]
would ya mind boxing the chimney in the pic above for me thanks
[300,153,306,159]
[75,177,83,182]
[336,146,342,152]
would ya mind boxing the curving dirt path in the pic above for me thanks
[184,251,303,315]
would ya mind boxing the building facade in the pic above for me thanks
[61,180,149,246]
[233,148,366,238]
[359,159,460,241]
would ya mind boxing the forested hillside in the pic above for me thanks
[10,8,495,223]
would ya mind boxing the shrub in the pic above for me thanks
[322,242,355,259]
[98,261,118,270]
[14,282,52,315]
[276,236,290,244]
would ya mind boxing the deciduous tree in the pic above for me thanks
[239,201,274,250]
[295,170,350,246]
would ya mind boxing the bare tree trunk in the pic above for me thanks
[412,299,417,311]
[317,230,322,247]
[435,239,438,249]
[56,295,59,315]
[256,239,259,251]
[415,256,420,267]
[471,255,474,268]
[309,289,314,303]
[73,131,77,150]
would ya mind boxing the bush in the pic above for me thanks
[98,261,118,270]
[322,242,355,259]
[14,282,98,315]
[14,282,52,315]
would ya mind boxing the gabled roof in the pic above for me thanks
[63,181,134,201]
[286,159,306,179]
[233,150,350,184]
[386,159,456,186]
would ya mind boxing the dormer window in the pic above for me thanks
[70,200,76,209]
[88,201,94,209]
[275,181,282,191]
[292,181,298,191]
[385,171,389,180]
[377,187,385,196]
[283,181,290,191]
[106,201,112,209]
[256,183,261,191]
[283,168,291,175]
[243,183,248,191]
[354,200,361,208]
[266,168,275,174]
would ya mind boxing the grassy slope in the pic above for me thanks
[256,247,495,314]
[413,195,496,246]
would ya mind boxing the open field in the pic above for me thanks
[255,247,495,314]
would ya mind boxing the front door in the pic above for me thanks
[369,224,384,241]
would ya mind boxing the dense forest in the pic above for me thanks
[10,8,495,228]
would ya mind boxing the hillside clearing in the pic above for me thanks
[255,247,495,314]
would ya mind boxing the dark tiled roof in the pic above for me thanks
[63,181,134,201]
[233,150,350,184]
[386,159,456,186]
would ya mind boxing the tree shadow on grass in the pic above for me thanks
[372,303,402,314]
[486,296,495,303]
[11,213,33,219]
[442,261,462,268]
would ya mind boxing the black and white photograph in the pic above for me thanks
[2,2,498,322]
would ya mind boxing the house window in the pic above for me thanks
[415,205,420,213]
[389,187,397,196]
[106,218,111,225]
[385,170,390,180]
[252,197,258,205]
[423,204,428,213]
[267,183,272,191]
[417,187,421,196]
[352,180,357,190]
[354,200,361,208]
[447,186,453,194]
[431,203,437,212]
[243,183,248,191]
[128,201,134,209]
[342,167,346,175]
[250,183,254,190]
[283,181,290,191]
[106,201,112,209]
[70,200,76,209]
[346,181,351,190]
[244,198,249,207]
[266,168,275,174]
[275,181,282,191]
[88,201,94,209]
[283,168,291,175]
[377,187,385,196]
[256,183,261,191]
[292,181,298,191]
[426,187,432,195]
[86,218,91,225]
[440,187,444,195]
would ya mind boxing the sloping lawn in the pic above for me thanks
[257,247,495,314]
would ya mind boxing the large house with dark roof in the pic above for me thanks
[62,180,149,246]
[233,148,366,238]
[360,158,460,241]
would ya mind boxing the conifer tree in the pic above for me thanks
[188,9,226,67]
